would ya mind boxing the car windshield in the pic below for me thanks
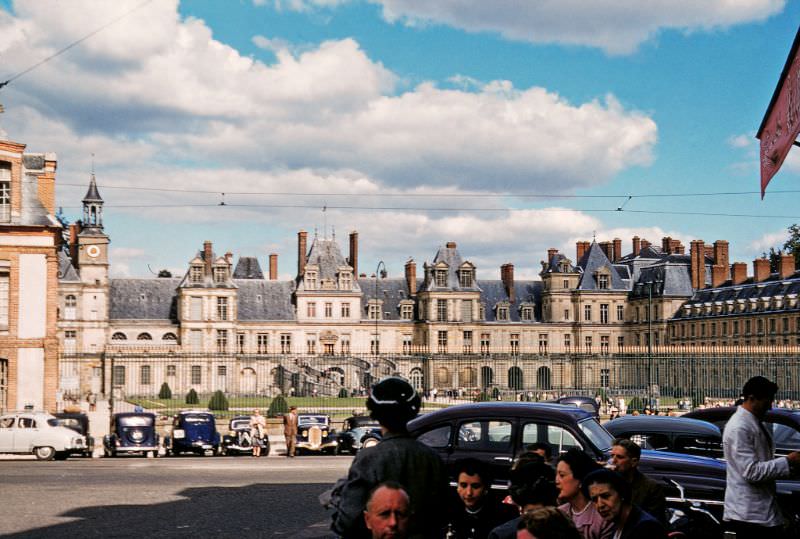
[300,416,327,426]
[119,416,153,427]
[47,419,61,427]
[578,418,614,452]
[183,414,212,424]
[231,420,249,429]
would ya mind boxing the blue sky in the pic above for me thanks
[1,0,799,279]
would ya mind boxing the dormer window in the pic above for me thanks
[368,299,382,320]
[435,269,448,287]
[213,266,227,283]
[458,269,473,288]
[0,162,10,223]
[497,304,509,321]
[339,271,352,290]
[190,265,203,284]
[305,270,318,290]
[520,305,533,321]
[597,274,609,289]
[400,301,414,320]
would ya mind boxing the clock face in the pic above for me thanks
[86,245,101,258]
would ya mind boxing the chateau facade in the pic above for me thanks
[50,179,800,406]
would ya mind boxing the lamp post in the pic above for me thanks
[645,280,662,410]
[373,260,387,375]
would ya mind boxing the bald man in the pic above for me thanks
[363,482,411,539]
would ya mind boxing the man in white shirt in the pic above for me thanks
[723,376,800,538]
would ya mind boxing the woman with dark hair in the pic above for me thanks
[582,469,665,539]
[555,449,614,539]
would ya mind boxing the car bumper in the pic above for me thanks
[296,441,338,451]
[115,446,159,452]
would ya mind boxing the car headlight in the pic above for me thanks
[173,429,185,439]
[321,429,327,436]
[73,437,84,447]
[302,430,307,437]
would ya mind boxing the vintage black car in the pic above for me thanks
[165,411,221,456]
[407,402,800,536]
[221,415,270,456]
[335,415,382,455]
[297,414,337,454]
[550,395,600,418]
[685,406,800,457]
[603,415,724,459]
[53,412,95,457]
[103,412,159,457]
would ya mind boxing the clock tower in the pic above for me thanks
[77,173,109,283]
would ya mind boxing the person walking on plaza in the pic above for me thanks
[608,439,666,523]
[723,376,800,538]
[331,377,448,539]
[249,409,266,457]
[363,482,411,539]
[283,405,298,458]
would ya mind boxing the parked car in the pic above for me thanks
[296,414,338,454]
[407,401,800,537]
[335,415,382,455]
[685,406,800,457]
[603,415,724,459]
[53,412,95,457]
[0,411,87,460]
[165,411,221,456]
[221,415,270,456]
[103,412,159,457]
[550,395,600,418]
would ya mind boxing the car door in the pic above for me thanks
[449,418,516,483]
[0,416,15,452]
[14,415,37,451]
[520,420,584,459]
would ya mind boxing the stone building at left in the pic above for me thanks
[0,138,61,412]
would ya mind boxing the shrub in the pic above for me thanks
[474,391,490,402]
[208,390,229,411]
[628,396,645,413]
[338,387,349,398]
[491,387,500,400]
[158,382,172,400]
[268,394,289,417]
[185,388,199,405]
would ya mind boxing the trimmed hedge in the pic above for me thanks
[185,388,199,405]
[208,390,229,411]
[268,394,289,417]
[158,382,172,400]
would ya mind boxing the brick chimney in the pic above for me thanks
[778,254,795,279]
[576,241,587,261]
[632,236,641,257]
[501,263,515,303]
[673,240,685,254]
[69,222,81,267]
[731,262,748,285]
[348,231,358,279]
[704,244,714,261]
[547,248,558,262]
[711,265,727,288]
[661,236,672,254]
[713,240,729,268]
[613,238,622,262]
[297,230,308,276]
[753,258,770,283]
[600,241,613,261]
[269,253,278,280]
[446,241,457,249]
[641,239,651,250]
[203,240,213,276]
[690,240,705,289]
[405,259,417,296]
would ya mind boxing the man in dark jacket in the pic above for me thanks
[331,378,449,538]
[609,439,666,523]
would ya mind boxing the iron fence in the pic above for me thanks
[56,346,800,417]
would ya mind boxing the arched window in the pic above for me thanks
[111,332,127,341]
[459,367,477,387]
[409,368,424,391]
[162,332,178,342]
[137,332,152,341]
[537,366,552,390]
[480,366,493,388]
[240,367,257,394]
[508,366,523,390]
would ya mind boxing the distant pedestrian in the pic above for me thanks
[723,376,800,538]
[283,406,298,457]
[87,391,97,412]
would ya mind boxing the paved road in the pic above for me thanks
[0,455,352,538]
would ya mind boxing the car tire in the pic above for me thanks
[34,446,56,461]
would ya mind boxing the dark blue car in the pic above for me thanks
[103,412,159,458]
[166,411,221,456]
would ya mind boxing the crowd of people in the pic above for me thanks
[329,375,800,539]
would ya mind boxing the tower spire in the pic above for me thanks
[82,172,104,232]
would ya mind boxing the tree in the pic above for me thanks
[185,388,199,405]
[267,394,289,417]
[208,390,229,411]
[158,382,172,400]
[762,247,781,273]
[158,269,173,278]
[783,224,800,267]
[338,387,349,398]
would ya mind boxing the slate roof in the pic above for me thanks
[478,280,543,322]
[110,279,180,320]
[233,257,264,279]
[541,253,577,274]
[236,280,296,321]
[630,263,693,299]
[418,244,479,293]
[298,238,357,291]
[82,174,103,203]
[58,250,81,282]
[576,242,627,291]
[361,277,417,320]
[20,165,57,227]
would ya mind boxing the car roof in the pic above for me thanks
[408,402,594,430]
[685,406,800,427]
[113,412,156,419]
[603,415,721,437]
[178,410,214,416]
